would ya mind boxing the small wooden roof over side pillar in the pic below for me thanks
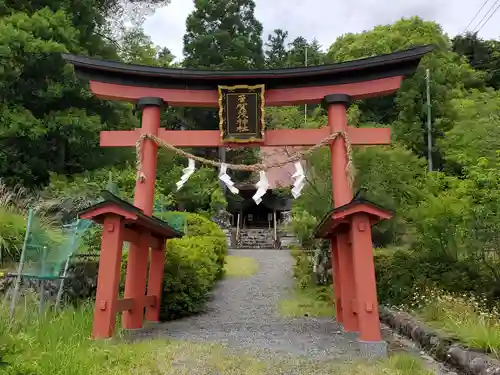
[314,197,394,239]
[78,191,183,239]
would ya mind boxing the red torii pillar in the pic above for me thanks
[324,94,357,331]
[122,97,164,330]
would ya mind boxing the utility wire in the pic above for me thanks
[463,0,491,34]
[469,0,500,33]
[474,0,500,33]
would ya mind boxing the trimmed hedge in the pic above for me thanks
[121,212,228,321]
[156,211,224,237]
[161,236,220,319]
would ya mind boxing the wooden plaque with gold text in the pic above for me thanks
[218,84,265,143]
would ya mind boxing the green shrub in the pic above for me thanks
[80,226,102,253]
[161,236,220,319]
[156,211,225,238]
[206,235,228,277]
[0,208,63,265]
[119,212,228,320]
[375,249,487,307]
[289,208,318,248]
[158,212,227,274]
[290,247,314,289]
[0,208,27,263]
[120,235,225,320]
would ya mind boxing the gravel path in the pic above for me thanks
[127,248,457,373]
[131,248,360,360]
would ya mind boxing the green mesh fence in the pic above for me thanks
[155,211,187,234]
[21,213,92,279]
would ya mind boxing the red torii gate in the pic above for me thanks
[63,45,431,357]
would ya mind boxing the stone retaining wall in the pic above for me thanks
[379,306,500,375]
[0,260,99,306]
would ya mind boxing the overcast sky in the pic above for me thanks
[143,0,500,61]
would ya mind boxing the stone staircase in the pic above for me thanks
[278,228,299,249]
[237,228,275,249]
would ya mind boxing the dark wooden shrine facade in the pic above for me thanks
[63,45,432,357]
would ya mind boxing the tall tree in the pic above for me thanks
[265,28,288,68]
[438,88,500,173]
[453,32,500,89]
[326,17,484,166]
[183,0,264,69]
[286,37,325,67]
[0,4,138,187]
[119,26,174,66]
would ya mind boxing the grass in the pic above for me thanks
[279,285,336,318]
[410,287,500,357]
[0,298,433,375]
[224,255,259,277]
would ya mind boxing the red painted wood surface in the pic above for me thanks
[122,105,161,330]
[350,213,383,341]
[91,215,124,339]
[89,76,403,107]
[145,246,166,322]
[100,127,390,148]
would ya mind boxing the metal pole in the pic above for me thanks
[40,246,48,315]
[304,46,308,126]
[55,221,79,311]
[426,68,433,172]
[55,254,71,311]
[273,210,277,244]
[10,208,34,322]
[236,213,240,240]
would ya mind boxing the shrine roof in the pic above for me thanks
[313,195,394,239]
[78,191,183,239]
[62,45,433,90]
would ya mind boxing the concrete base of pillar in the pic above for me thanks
[358,339,388,359]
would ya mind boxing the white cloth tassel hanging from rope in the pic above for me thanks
[219,163,239,195]
[291,161,305,198]
[176,159,195,191]
[252,170,269,205]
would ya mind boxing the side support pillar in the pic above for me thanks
[122,231,150,328]
[350,213,386,358]
[92,215,124,339]
[123,97,164,330]
[324,94,357,330]
[145,239,166,322]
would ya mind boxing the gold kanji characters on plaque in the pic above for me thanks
[218,84,265,143]
[236,94,249,132]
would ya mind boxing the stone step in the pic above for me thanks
[227,228,298,249]
[237,228,275,249]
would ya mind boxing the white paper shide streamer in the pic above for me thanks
[291,162,305,198]
[219,163,239,194]
[252,170,269,205]
[176,159,195,191]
